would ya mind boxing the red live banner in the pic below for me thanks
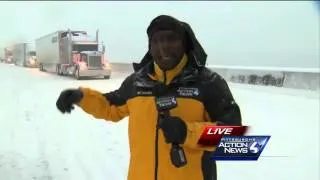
[197,126,248,146]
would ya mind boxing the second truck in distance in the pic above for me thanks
[12,43,37,68]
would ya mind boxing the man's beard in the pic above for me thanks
[155,56,181,71]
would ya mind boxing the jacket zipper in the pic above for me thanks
[154,71,167,180]
[154,121,160,180]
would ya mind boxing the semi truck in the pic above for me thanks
[4,47,13,64]
[12,43,37,68]
[35,29,111,79]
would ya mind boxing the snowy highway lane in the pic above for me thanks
[0,63,319,180]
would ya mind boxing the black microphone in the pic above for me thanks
[155,96,187,168]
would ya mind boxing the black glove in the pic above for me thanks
[56,88,83,114]
[159,116,187,144]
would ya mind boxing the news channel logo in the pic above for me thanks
[211,135,270,161]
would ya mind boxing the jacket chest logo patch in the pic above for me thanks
[137,91,153,95]
[177,87,200,97]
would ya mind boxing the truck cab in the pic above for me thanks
[55,29,111,79]
[4,48,13,64]
[27,51,37,67]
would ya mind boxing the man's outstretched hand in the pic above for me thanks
[56,89,83,114]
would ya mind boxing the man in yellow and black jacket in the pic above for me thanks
[56,15,242,180]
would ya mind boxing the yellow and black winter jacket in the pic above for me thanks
[77,22,242,180]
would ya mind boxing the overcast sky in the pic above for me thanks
[0,1,319,68]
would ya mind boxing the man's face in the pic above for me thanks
[150,30,185,71]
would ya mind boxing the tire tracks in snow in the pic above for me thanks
[20,89,54,180]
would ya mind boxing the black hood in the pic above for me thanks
[133,16,207,72]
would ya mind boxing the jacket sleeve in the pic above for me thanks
[183,72,242,150]
[76,75,133,122]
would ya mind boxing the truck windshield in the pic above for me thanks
[28,51,36,56]
[72,44,98,52]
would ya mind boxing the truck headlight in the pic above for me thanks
[29,58,35,65]
[103,62,111,70]
[79,62,87,70]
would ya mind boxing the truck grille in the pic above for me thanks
[88,55,102,68]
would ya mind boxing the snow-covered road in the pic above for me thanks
[0,63,319,180]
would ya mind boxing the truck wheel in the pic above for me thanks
[56,65,62,75]
[104,75,110,79]
[74,68,81,80]
[56,65,60,75]
[39,64,43,71]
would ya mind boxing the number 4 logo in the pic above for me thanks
[249,142,260,153]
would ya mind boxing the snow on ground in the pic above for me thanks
[0,63,319,180]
